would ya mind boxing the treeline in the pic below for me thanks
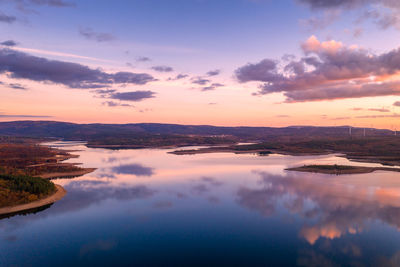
[87,133,238,148]
[0,174,55,207]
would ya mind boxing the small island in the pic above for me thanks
[286,164,400,175]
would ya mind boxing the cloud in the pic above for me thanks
[200,176,223,186]
[0,40,17,47]
[297,0,372,9]
[110,91,155,102]
[298,0,400,30]
[79,27,116,42]
[201,83,224,91]
[0,113,52,118]
[8,83,27,90]
[102,101,133,107]
[93,89,116,95]
[206,69,221,76]
[136,56,151,62]
[167,74,188,81]
[11,0,75,7]
[368,108,390,112]
[355,113,400,119]
[394,101,400,107]
[0,48,155,89]
[0,12,16,23]
[300,9,341,30]
[151,65,173,72]
[191,77,211,85]
[111,163,154,176]
[235,59,281,83]
[350,107,390,112]
[237,170,400,245]
[235,35,400,102]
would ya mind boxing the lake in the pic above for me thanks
[1,141,400,266]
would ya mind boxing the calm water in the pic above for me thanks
[2,142,400,266]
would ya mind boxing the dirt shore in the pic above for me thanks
[40,168,96,179]
[0,184,66,216]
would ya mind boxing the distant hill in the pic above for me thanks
[0,121,394,141]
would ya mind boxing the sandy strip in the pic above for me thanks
[40,168,96,179]
[0,184,66,216]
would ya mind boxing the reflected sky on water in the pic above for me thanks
[2,142,400,266]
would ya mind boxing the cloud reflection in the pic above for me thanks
[237,171,400,245]
[111,163,154,177]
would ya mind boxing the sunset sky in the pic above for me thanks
[1,0,400,128]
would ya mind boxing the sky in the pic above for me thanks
[1,0,400,128]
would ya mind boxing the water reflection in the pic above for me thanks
[111,163,154,176]
[238,171,400,245]
[3,142,400,266]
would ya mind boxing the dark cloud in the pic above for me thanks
[206,69,221,76]
[0,49,155,89]
[136,56,151,62]
[79,27,116,42]
[8,83,26,90]
[93,89,116,95]
[394,101,400,107]
[110,91,155,102]
[191,77,211,85]
[0,12,16,23]
[0,40,17,47]
[235,59,281,83]
[151,65,173,72]
[201,83,224,91]
[235,36,400,102]
[167,74,188,81]
[111,163,154,176]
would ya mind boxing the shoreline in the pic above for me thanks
[0,184,66,216]
[286,165,400,175]
[39,168,97,179]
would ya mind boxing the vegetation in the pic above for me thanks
[0,140,90,208]
[0,174,55,207]
[0,143,81,176]
[173,136,400,166]
[86,133,237,148]
[286,164,400,175]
